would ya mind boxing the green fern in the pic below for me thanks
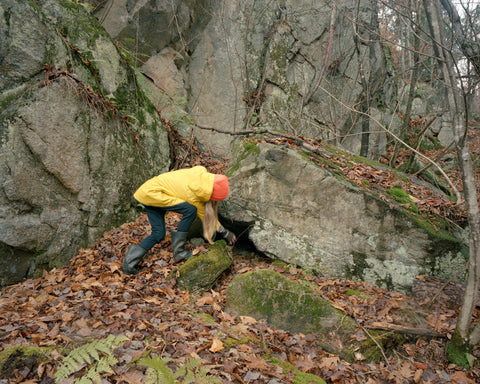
[139,356,221,384]
[55,335,129,383]
[139,356,176,384]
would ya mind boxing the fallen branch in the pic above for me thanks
[366,321,445,338]
[357,321,390,367]
[195,123,279,137]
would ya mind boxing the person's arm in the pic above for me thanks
[217,225,236,245]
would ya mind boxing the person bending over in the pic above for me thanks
[122,166,236,275]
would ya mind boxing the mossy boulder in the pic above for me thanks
[174,240,233,294]
[226,269,407,362]
[226,269,353,358]
[0,346,50,380]
[227,269,354,334]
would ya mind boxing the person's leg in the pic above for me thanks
[123,206,167,274]
[139,206,168,251]
[122,244,147,275]
[168,202,197,232]
[167,202,197,262]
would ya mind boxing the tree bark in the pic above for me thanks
[440,0,480,77]
[423,0,480,360]
[352,0,385,158]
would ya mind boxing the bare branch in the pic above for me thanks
[317,82,462,202]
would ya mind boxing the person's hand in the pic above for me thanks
[218,226,236,245]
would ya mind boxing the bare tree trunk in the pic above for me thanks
[353,0,385,158]
[440,0,480,76]
[391,4,422,169]
[424,0,480,367]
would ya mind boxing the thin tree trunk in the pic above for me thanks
[440,0,480,76]
[353,0,384,158]
[391,5,422,169]
[424,0,480,358]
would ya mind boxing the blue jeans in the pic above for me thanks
[139,202,197,251]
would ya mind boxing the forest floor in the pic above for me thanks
[2,121,480,383]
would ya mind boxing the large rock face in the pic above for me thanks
[95,0,454,159]
[93,0,390,157]
[0,0,170,286]
[221,141,467,293]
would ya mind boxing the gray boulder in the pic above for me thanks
[0,0,170,286]
[221,140,467,293]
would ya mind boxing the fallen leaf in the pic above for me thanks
[240,316,257,325]
[48,323,60,338]
[354,352,366,361]
[450,370,474,384]
[318,355,339,369]
[245,354,268,370]
[398,361,414,379]
[413,369,423,383]
[219,311,236,323]
[61,312,74,323]
[197,293,215,306]
[210,338,224,352]
[294,355,316,372]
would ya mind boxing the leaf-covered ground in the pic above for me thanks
[2,122,480,383]
[1,212,480,383]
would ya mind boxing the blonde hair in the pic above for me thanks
[203,200,219,244]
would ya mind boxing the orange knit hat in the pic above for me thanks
[210,174,229,201]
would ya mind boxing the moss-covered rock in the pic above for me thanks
[226,269,356,358]
[0,346,51,380]
[227,269,353,334]
[174,240,233,294]
[226,269,409,362]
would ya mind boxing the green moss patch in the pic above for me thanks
[223,336,258,349]
[387,186,419,213]
[0,346,51,379]
[344,288,373,300]
[271,260,288,268]
[174,240,233,294]
[266,356,326,384]
[226,140,260,176]
[447,331,475,369]
[194,313,216,324]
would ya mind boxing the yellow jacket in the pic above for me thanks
[133,166,215,220]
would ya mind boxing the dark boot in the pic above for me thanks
[122,244,147,275]
[171,230,192,262]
